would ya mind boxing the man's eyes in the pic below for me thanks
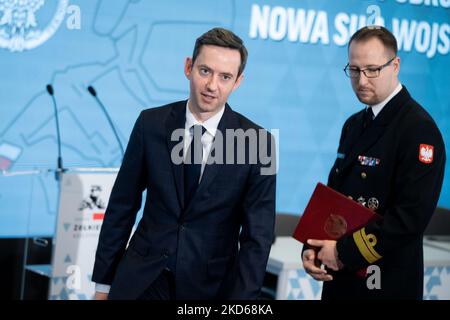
[199,68,232,80]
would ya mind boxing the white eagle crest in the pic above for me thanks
[420,145,433,162]
[0,0,50,51]
[0,0,44,32]
[0,0,67,52]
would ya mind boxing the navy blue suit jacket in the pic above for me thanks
[92,101,276,299]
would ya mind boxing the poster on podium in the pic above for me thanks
[49,170,117,300]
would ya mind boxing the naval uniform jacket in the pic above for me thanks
[322,87,446,299]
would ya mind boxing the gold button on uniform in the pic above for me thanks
[361,172,367,179]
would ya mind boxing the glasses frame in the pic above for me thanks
[344,56,396,79]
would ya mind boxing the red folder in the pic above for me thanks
[293,183,381,243]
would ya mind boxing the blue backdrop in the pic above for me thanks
[0,0,449,237]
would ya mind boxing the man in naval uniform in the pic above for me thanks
[302,26,446,299]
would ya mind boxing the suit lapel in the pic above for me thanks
[340,87,412,172]
[340,111,366,156]
[340,122,386,172]
[166,101,187,211]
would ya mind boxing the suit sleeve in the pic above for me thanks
[228,131,277,299]
[92,111,147,285]
[336,120,446,271]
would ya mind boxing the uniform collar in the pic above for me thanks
[368,83,402,118]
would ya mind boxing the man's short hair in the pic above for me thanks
[348,26,398,56]
[192,27,248,77]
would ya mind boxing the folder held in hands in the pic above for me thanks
[293,183,381,244]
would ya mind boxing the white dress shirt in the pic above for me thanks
[184,101,225,180]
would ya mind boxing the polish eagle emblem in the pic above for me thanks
[419,144,434,164]
[0,0,68,52]
[0,0,45,31]
[324,214,348,239]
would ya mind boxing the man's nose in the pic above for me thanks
[206,75,218,91]
[357,71,369,86]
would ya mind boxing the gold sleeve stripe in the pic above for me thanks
[362,231,382,260]
[353,228,382,264]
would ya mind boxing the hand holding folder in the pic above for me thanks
[293,183,381,244]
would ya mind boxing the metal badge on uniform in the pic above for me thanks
[358,155,380,166]
[419,144,434,164]
[357,196,366,206]
[367,197,379,210]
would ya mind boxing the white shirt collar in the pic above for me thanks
[368,83,402,118]
[185,100,225,137]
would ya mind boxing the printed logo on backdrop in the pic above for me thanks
[249,2,450,59]
[73,184,106,237]
[0,0,80,52]
[79,185,106,211]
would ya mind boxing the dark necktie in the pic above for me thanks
[184,125,206,208]
[363,107,375,130]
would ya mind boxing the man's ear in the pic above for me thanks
[393,56,400,76]
[232,73,244,91]
[184,57,193,79]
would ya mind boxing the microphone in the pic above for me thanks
[87,85,124,158]
[46,84,64,181]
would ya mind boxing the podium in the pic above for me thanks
[3,168,119,300]
[48,168,118,300]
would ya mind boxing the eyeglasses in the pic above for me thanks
[344,57,396,78]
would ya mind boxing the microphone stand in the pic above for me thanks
[46,84,64,181]
[87,86,124,159]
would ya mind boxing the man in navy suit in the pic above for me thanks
[92,28,276,300]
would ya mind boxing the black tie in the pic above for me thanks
[184,125,206,208]
[363,107,374,130]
